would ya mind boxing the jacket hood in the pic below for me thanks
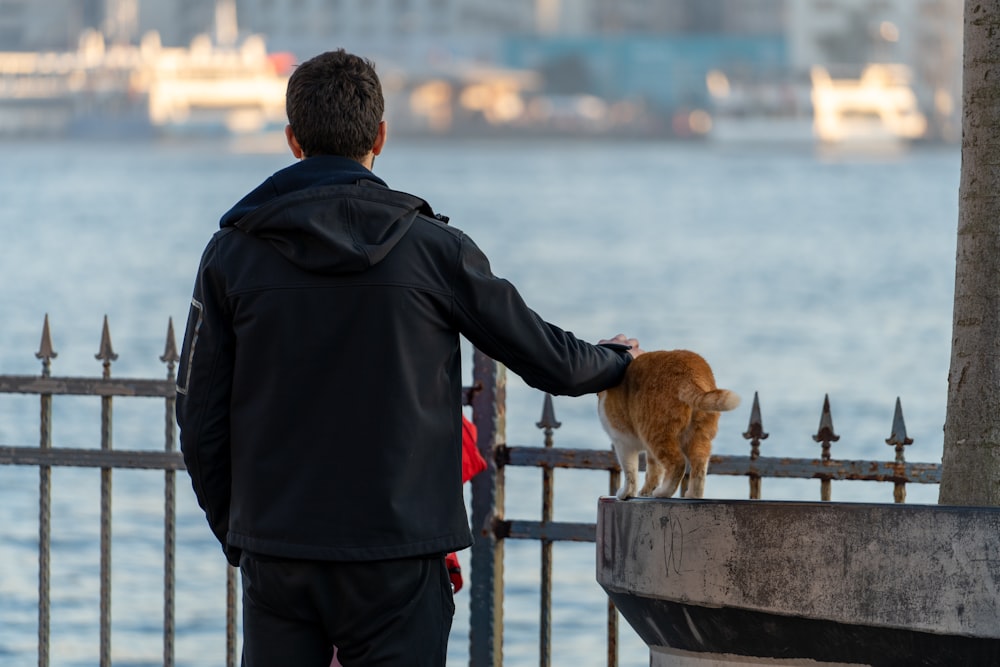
[219,156,438,275]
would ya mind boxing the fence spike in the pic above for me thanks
[812,394,840,461]
[742,391,769,498]
[95,315,119,365]
[160,318,180,365]
[536,393,561,431]
[35,314,58,375]
[741,391,769,449]
[886,397,913,503]
[885,397,913,454]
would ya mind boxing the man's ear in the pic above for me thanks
[285,125,305,159]
[372,120,387,156]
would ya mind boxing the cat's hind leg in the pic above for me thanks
[685,457,708,499]
[682,413,719,499]
[638,452,663,496]
[611,434,644,500]
[649,446,686,498]
[640,415,688,498]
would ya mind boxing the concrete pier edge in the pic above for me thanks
[596,497,1000,666]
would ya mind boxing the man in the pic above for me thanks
[176,49,641,667]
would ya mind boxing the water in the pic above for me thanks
[0,135,960,665]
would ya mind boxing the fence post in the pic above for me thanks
[607,465,619,667]
[36,315,56,667]
[96,316,118,667]
[226,567,239,667]
[160,320,179,667]
[468,349,505,667]
[537,395,560,667]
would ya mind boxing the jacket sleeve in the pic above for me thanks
[451,233,631,396]
[175,237,239,565]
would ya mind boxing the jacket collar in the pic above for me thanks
[220,156,388,228]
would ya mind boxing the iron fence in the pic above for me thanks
[0,315,240,667]
[464,353,942,667]
[0,317,942,666]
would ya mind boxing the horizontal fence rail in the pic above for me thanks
[500,446,942,485]
[0,446,185,469]
[0,375,175,396]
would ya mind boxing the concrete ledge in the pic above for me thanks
[596,498,1000,665]
[650,645,865,667]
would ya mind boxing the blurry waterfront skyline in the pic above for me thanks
[0,0,963,142]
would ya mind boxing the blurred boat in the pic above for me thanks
[705,63,928,149]
[0,28,292,139]
[142,32,292,137]
[810,63,927,147]
[705,70,815,146]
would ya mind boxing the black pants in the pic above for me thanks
[240,552,455,667]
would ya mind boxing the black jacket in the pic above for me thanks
[176,156,631,565]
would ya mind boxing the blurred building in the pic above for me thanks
[232,0,536,65]
[0,0,100,49]
[499,1,788,137]
[501,33,787,111]
[591,0,784,35]
[139,1,214,48]
[0,0,194,50]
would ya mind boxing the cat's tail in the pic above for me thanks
[679,384,741,412]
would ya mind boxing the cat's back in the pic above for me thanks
[601,349,714,417]
[620,349,715,391]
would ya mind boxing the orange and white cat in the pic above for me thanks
[598,350,740,500]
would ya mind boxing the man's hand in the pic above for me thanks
[598,334,644,359]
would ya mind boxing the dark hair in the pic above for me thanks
[285,49,384,160]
